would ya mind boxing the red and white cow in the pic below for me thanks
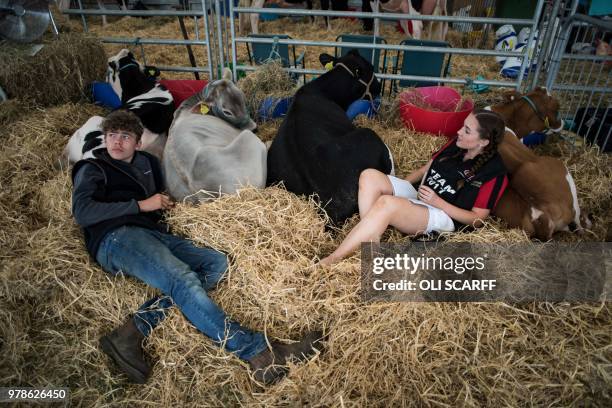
[486,87,591,240]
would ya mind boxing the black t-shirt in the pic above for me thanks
[425,137,508,217]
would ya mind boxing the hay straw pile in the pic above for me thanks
[0,34,106,108]
[1,84,610,405]
[238,60,297,118]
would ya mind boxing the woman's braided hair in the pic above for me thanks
[469,109,505,174]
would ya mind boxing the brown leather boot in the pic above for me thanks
[99,319,151,383]
[247,331,324,385]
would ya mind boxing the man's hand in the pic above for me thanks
[417,185,442,208]
[138,193,175,212]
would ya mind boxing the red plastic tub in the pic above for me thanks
[399,87,474,138]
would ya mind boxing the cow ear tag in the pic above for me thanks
[325,62,334,71]
[200,104,210,115]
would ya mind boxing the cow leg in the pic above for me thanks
[97,0,108,27]
[362,0,374,31]
[401,0,422,39]
[250,0,265,34]
[321,0,331,30]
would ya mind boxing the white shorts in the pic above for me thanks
[387,175,455,233]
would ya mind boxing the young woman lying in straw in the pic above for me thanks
[320,109,508,265]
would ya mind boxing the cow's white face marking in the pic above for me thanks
[530,206,544,222]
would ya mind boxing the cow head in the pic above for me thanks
[106,49,158,103]
[318,50,382,110]
[200,68,256,131]
[503,87,564,135]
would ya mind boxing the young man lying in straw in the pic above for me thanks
[71,110,322,385]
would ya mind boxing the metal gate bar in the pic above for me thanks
[63,6,215,76]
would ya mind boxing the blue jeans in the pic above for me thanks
[96,226,267,360]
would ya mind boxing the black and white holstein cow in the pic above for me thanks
[163,69,266,202]
[64,50,174,164]
[267,50,394,225]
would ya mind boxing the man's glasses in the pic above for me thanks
[106,131,136,142]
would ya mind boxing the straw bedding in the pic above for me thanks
[0,34,106,108]
[1,93,610,406]
[1,10,610,408]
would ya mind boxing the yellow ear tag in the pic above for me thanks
[325,62,334,71]
[200,104,210,115]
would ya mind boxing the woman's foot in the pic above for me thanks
[318,255,339,266]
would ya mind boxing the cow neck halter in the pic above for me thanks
[201,81,252,129]
[333,62,377,109]
[520,95,563,133]
[119,62,139,71]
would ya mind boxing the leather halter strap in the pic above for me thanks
[334,62,377,108]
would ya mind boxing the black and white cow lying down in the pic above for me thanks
[64,50,174,164]
[267,50,395,224]
[163,69,266,202]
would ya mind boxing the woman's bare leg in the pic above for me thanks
[358,169,394,218]
[320,196,429,265]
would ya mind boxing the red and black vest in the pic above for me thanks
[425,138,508,229]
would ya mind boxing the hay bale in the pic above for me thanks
[238,61,297,118]
[0,99,31,128]
[0,34,106,107]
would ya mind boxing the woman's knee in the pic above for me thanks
[359,168,385,190]
[372,194,399,214]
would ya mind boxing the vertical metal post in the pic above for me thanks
[76,0,88,32]
[214,0,225,76]
[530,0,561,89]
[229,0,238,81]
[545,0,580,90]
[516,0,545,90]
[201,0,214,78]
[48,7,59,36]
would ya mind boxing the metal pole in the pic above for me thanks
[545,0,580,90]
[224,0,231,73]
[229,0,238,81]
[214,0,225,77]
[48,7,59,36]
[178,16,201,79]
[201,0,214,79]
[76,0,87,32]
[530,0,561,89]
[516,0,545,90]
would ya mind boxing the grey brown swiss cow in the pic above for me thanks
[163,69,265,202]
[487,87,591,240]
